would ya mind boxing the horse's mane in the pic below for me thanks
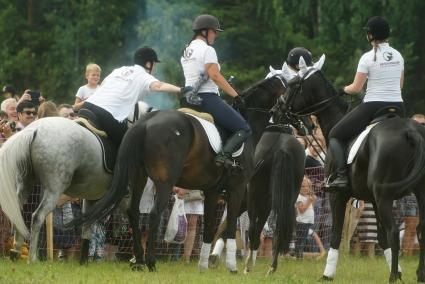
[315,71,348,114]
[242,76,282,96]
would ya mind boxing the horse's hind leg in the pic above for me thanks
[199,190,219,271]
[244,193,269,273]
[127,175,147,271]
[28,189,62,262]
[146,181,173,272]
[375,198,401,283]
[415,189,425,282]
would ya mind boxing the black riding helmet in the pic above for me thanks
[192,14,223,32]
[134,46,161,68]
[363,16,390,41]
[286,47,313,69]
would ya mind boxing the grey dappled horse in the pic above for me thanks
[0,103,144,263]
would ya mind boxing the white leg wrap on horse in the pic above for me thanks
[323,248,339,278]
[198,243,211,271]
[226,239,237,272]
[212,238,225,256]
[384,248,402,272]
[251,250,257,266]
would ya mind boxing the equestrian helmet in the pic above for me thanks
[363,16,390,40]
[192,14,223,32]
[286,47,313,68]
[134,46,161,67]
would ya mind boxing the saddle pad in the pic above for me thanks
[347,122,379,164]
[185,113,244,157]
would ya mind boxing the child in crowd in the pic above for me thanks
[295,176,317,258]
[73,63,101,111]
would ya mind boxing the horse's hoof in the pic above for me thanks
[266,267,275,276]
[229,270,237,274]
[243,267,251,274]
[208,254,219,269]
[389,271,402,283]
[320,275,334,281]
[9,250,20,262]
[130,264,145,271]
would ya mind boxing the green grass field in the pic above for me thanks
[0,255,420,284]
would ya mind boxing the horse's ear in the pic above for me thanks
[266,66,280,79]
[298,56,308,72]
[313,54,326,70]
[281,62,297,81]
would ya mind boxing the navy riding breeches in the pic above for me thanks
[188,92,252,135]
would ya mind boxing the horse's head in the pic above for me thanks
[271,55,346,135]
[237,73,287,117]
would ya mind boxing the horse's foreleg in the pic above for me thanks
[375,199,401,283]
[415,190,425,282]
[322,192,350,280]
[199,191,218,271]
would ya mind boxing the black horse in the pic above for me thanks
[273,66,425,282]
[67,75,286,272]
[244,127,305,275]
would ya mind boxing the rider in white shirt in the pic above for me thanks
[181,14,251,168]
[326,16,404,190]
[82,47,186,147]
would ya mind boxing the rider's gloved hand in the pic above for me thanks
[337,88,348,97]
[233,95,245,110]
[180,86,202,105]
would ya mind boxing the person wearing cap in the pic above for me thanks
[326,16,404,190]
[81,46,186,147]
[286,47,313,72]
[181,14,251,167]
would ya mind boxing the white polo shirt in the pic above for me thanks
[181,39,220,94]
[296,194,314,224]
[75,85,98,101]
[86,65,158,122]
[357,43,404,102]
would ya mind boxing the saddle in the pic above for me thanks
[75,108,117,174]
[178,108,244,157]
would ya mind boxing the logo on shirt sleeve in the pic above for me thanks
[184,48,194,59]
[383,51,393,61]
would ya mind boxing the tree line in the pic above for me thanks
[1,0,424,113]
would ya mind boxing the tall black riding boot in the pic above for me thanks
[325,138,349,189]
[215,130,249,168]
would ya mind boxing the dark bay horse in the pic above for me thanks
[244,127,305,275]
[66,75,286,272]
[272,63,425,282]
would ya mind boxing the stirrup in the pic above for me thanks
[324,174,349,192]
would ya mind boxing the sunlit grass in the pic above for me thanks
[0,255,421,284]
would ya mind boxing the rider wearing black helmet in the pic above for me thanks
[82,46,185,148]
[326,16,404,190]
[286,47,313,71]
[181,14,251,168]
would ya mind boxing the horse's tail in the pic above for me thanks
[0,129,36,239]
[270,148,298,254]
[379,130,425,191]
[65,123,147,228]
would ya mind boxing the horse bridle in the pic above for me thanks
[235,74,288,114]
[281,70,340,118]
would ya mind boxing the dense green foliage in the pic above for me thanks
[1,1,424,113]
